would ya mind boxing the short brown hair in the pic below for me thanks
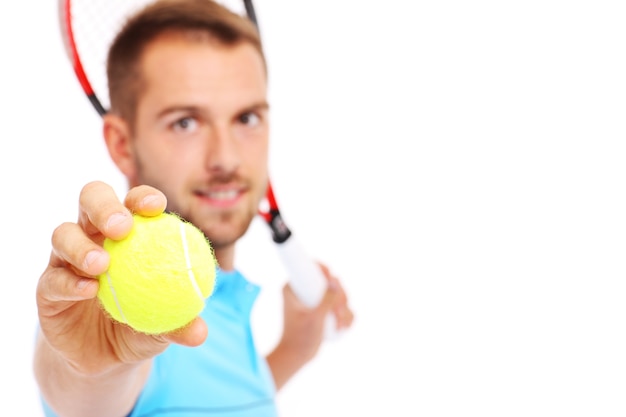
[107,0,265,125]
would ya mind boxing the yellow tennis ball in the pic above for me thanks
[97,212,216,334]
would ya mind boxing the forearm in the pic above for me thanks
[265,342,312,391]
[34,331,151,417]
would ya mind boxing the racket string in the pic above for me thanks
[70,0,156,112]
[68,0,250,113]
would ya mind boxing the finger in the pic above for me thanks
[316,280,340,314]
[320,274,354,329]
[334,305,355,329]
[123,185,167,217]
[38,263,100,304]
[317,262,332,283]
[78,181,134,241]
[163,317,208,347]
[51,222,110,277]
[316,262,343,295]
[331,291,354,329]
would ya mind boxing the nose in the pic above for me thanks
[204,125,240,175]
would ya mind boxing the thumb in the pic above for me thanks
[163,316,208,347]
[316,276,340,313]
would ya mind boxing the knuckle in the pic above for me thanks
[51,222,75,246]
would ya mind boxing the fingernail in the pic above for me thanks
[106,213,128,229]
[141,194,160,207]
[84,250,103,270]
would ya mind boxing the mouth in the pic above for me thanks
[194,187,244,207]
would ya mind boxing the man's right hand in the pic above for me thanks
[35,181,208,376]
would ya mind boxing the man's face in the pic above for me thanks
[127,33,269,253]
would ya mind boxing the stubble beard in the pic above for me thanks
[131,155,261,251]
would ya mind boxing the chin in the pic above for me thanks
[202,216,253,246]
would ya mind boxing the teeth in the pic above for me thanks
[206,190,238,200]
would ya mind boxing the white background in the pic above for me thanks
[2,0,626,416]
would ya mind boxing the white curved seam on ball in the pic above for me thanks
[180,222,204,299]
[106,271,128,323]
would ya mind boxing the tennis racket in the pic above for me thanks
[58,0,336,334]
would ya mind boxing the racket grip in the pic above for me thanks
[275,236,339,339]
[275,236,327,307]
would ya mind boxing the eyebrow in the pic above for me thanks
[239,101,270,114]
[156,105,202,120]
[156,101,270,120]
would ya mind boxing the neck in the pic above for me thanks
[213,245,235,272]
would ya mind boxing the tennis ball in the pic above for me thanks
[97,212,216,334]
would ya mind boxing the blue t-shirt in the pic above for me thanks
[41,268,278,417]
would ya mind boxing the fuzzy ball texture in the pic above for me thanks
[97,212,216,334]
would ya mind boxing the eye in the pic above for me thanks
[238,112,260,127]
[172,117,198,132]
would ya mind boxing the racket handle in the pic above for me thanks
[275,236,339,339]
[275,235,327,307]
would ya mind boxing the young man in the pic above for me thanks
[33,1,353,416]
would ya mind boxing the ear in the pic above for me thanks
[103,114,137,181]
